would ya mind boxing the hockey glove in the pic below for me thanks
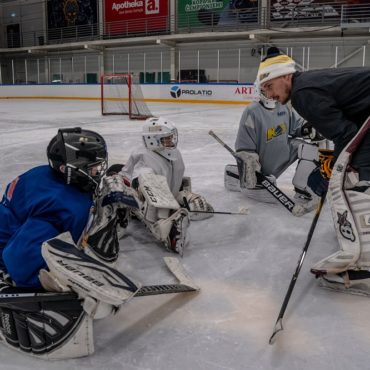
[307,149,334,197]
[301,122,324,142]
[106,163,124,176]
[101,174,139,209]
[318,149,334,180]
[234,151,261,189]
[178,191,214,221]
[308,167,329,196]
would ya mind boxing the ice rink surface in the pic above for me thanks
[1,99,370,370]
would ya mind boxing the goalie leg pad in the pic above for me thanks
[42,232,141,307]
[0,289,93,359]
[292,142,319,198]
[311,163,361,275]
[139,173,180,210]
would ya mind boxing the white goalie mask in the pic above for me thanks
[142,117,178,161]
[253,80,277,110]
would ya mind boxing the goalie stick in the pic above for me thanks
[0,257,199,304]
[208,130,297,214]
[269,193,326,344]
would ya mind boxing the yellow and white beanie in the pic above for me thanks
[257,55,296,85]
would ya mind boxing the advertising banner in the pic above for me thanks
[104,0,169,35]
[0,84,255,105]
[164,83,254,103]
[47,0,97,29]
[271,0,343,20]
[177,0,259,28]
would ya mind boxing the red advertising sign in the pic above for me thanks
[104,0,169,34]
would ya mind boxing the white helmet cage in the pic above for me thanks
[253,80,277,110]
[142,117,178,160]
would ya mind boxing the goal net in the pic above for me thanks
[100,74,152,120]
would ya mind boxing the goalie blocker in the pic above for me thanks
[0,286,92,360]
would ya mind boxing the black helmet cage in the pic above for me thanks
[48,127,108,192]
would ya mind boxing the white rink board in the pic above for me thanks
[0,83,255,104]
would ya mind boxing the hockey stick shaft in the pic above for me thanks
[188,209,247,216]
[0,258,198,304]
[208,130,297,214]
[0,283,197,304]
[269,193,326,344]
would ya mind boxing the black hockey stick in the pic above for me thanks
[0,257,198,305]
[208,130,297,214]
[268,193,326,344]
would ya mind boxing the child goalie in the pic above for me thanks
[0,128,141,360]
[109,117,214,255]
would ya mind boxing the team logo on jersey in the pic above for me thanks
[170,86,181,99]
[337,210,356,242]
[266,123,287,141]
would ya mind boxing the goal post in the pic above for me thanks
[100,73,152,120]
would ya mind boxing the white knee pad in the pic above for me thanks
[292,143,319,195]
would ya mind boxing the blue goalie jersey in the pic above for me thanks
[0,165,93,288]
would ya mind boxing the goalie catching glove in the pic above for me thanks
[234,151,261,189]
[177,191,214,221]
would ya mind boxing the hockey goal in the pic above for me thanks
[100,74,152,120]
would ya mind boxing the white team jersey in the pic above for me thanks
[121,147,185,196]
[235,102,305,177]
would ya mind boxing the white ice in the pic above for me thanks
[0,100,369,370]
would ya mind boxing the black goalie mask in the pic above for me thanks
[47,127,108,192]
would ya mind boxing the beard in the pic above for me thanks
[280,86,291,105]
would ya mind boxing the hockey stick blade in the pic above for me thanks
[163,257,200,291]
[269,318,283,344]
[128,257,199,297]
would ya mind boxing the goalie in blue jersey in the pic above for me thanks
[0,128,140,359]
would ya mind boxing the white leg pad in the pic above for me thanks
[292,142,319,195]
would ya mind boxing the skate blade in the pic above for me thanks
[318,277,370,297]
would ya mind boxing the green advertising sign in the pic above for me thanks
[177,0,229,27]
[177,0,259,28]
